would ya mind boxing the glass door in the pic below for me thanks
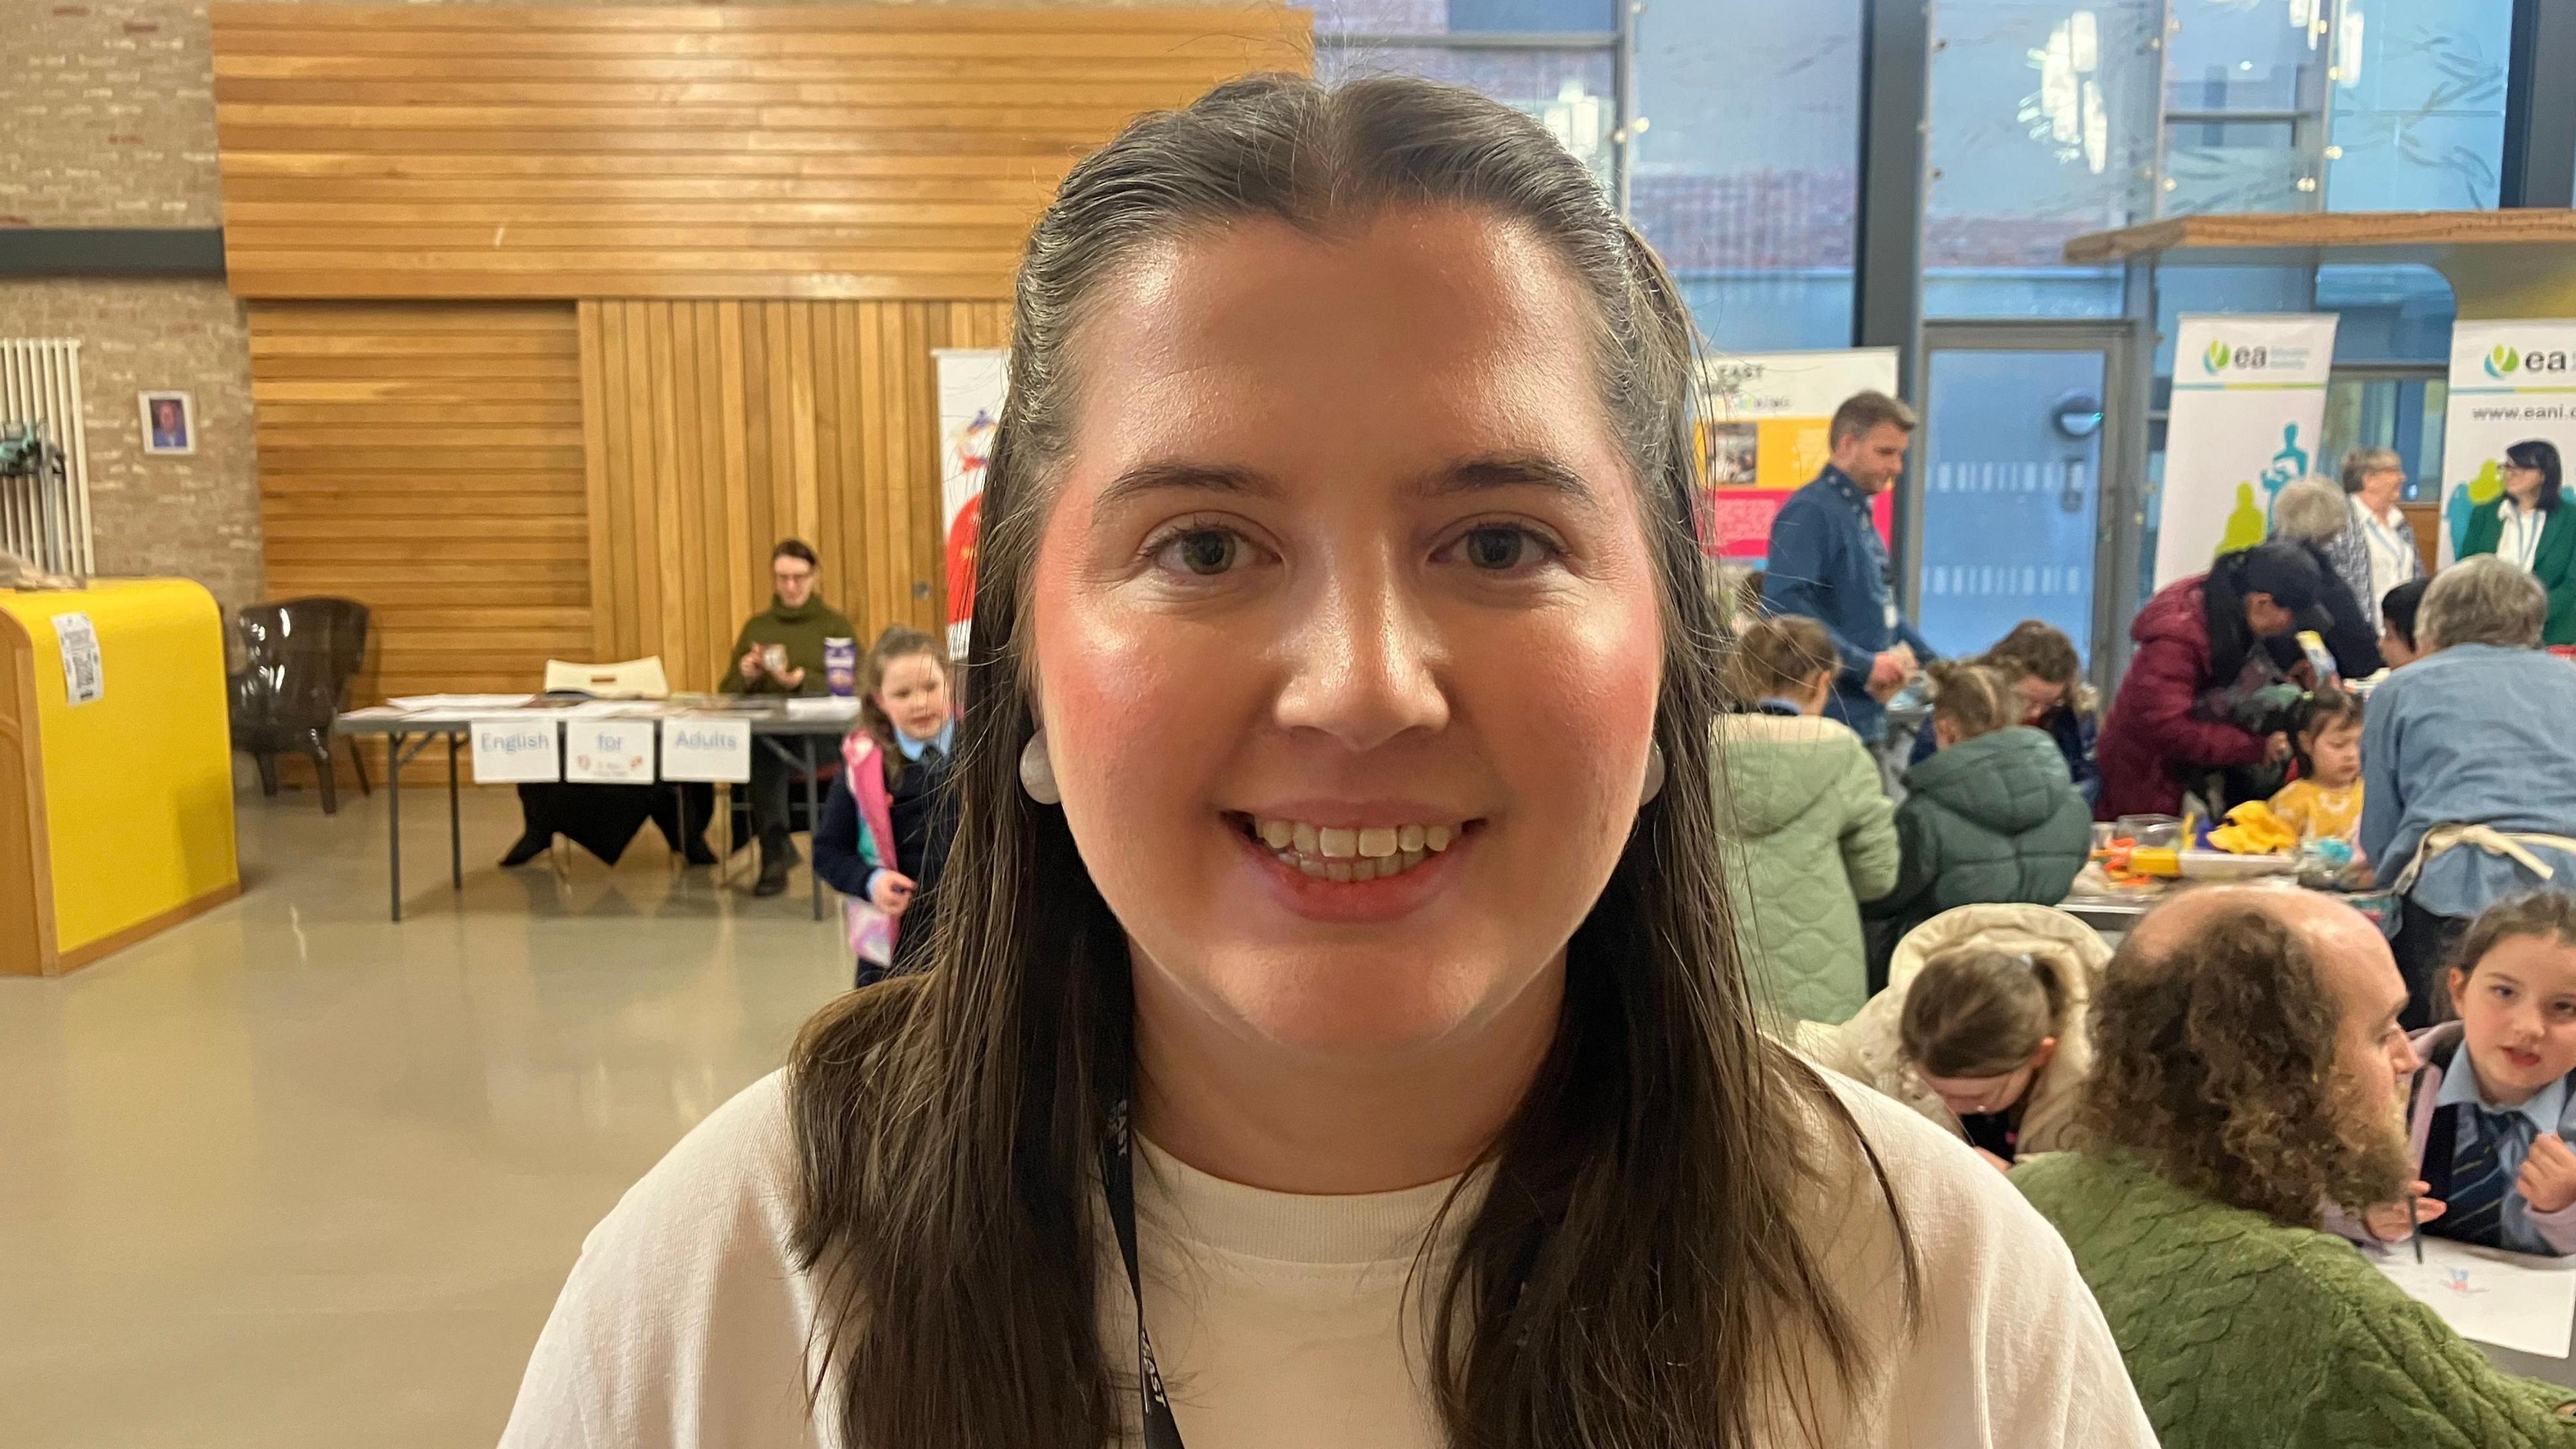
[1905,320,2140,685]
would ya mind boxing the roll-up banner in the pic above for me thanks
[934,348,1008,661]
[2156,314,2339,589]
[2437,321,2576,564]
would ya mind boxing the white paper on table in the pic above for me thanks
[553,700,661,719]
[390,693,537,713]
[564,719,657,784]
[470,717,561,784]
[659,715,752,784]
[784,696,861,720]
[2374,1235,2576,1358]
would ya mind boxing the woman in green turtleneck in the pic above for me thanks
[727,539,856,894]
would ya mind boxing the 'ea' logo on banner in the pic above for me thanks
[2203,340,2232,374]
[2487,345,2571,380]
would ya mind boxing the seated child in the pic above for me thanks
[2380,578,2430,670]
[1714,615,1899,1024]
[2357,892,2576,1255]
[2267,688,2363,846]
[1863,661,2092,955]
[1796,902,2106,1172]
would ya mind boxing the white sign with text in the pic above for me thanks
[659,715,752,784]
[470,717,560,784]
[564,719,657,785]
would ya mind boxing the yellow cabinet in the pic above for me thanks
[1,580,239,975]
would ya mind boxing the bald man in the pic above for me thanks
[2010,887,2576,1447]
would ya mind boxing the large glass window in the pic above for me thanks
[1923,1,2163,320]
[2161,0,2334,213]
[1629,2,1864,352]
[1315,1,1866,354]
[2324,0,2512,211]
[1316,1,1620,187]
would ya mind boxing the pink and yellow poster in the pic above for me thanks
[1694,347,1898,565]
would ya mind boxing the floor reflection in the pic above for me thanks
[0,786,851,1448]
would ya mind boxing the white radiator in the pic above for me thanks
[0,337,97,577]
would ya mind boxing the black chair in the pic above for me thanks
[229,597,372,813]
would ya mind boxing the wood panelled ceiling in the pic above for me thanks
[209,4,1314,300]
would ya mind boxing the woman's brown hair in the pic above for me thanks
[856,625,947,784]
[1981,619,2095,716]
[2080,907,2410,1224]
[1900,949,2065,1078]
[1925,659,2015,743]
[1722,614,1837,705]
[786,72,1913,1449]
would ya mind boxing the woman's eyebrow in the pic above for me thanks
[1091,461,1277,522]
[1418,455,1603,508]
[1088,453,1603,523]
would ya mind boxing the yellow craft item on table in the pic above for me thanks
[2208,801,2298,856]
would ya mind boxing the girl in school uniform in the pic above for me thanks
[812,627,959,989]
[2361,892,2576,1253]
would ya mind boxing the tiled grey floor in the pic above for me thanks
[0,786,851,1448]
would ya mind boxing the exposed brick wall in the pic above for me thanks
[0,280,260,625]
[5,1,220,228]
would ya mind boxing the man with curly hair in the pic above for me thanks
[2012,885,2576,1446]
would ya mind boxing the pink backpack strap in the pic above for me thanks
[839,729,902,875]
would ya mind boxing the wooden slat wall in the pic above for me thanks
[251,301,588,780]
[580,299,1008,692]
[209,4,1313,299]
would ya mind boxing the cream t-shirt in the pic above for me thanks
[496,1070,2154,1448]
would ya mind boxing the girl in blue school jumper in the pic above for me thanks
[810,627,959,991]
[2361,892,2576,1254]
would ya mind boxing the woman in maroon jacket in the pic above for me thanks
[2095,543,2334,820]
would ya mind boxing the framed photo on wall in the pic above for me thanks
[139,390,195,455]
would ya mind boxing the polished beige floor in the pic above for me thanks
[0,787,853,1448]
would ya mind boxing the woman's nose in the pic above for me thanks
[1272,570,1449,750]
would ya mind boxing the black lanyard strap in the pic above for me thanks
[1103,1101,1188,1449]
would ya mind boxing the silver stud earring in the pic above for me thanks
[1640,742,1666,806]
[1019,729,1061,805]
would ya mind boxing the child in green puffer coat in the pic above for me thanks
[1866,661,2092,971]
[1715,616,1901,1024]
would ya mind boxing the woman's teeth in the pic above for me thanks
[1250,817,1456,882]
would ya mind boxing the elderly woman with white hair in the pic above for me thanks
[2335,447,2422,627]
[2362,555,2576,1026]
[2269,476,2385,677]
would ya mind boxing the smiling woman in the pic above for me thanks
[496,74,2152,1449]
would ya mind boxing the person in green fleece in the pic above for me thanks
[722,539,856,895]
[2012,883,2576,1447]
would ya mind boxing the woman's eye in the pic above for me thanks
[1449,525,1554,573]
[1154,528,1242,577]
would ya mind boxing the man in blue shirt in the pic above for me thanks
[1760,390,1935,743]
